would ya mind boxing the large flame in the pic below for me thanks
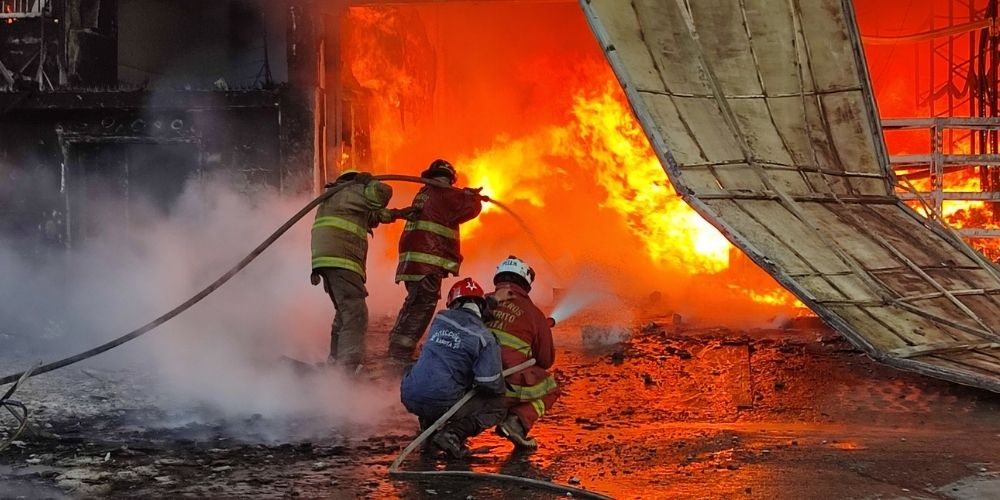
[343,4,805,314]
[458,84,731,274]
[568,86,732,273]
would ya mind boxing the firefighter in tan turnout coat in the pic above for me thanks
[310,170,416,370]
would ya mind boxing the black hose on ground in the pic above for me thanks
[0,362,39,452]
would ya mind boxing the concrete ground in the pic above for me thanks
[1,314,999,499]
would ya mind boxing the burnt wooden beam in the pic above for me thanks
[0,89,281,111]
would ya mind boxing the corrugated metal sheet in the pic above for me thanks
[580,0,1000,392]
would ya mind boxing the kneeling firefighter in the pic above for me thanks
[399,278,506,458]
[387,159,485,363]
[310,170,417,370]
[487,256,559,449]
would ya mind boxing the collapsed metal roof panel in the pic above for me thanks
[580,0,1000,392]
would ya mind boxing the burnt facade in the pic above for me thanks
[0,0,321,253]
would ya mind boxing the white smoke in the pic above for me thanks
[0,176,411,438]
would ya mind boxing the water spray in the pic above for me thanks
[549,288,611,324]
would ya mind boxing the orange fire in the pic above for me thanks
[900,168,1000,259]
[343,4,805,313]
[458,83,731,274]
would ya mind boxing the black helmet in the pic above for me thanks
[420,159,457,184]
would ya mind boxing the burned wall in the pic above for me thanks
[117,0,288,89]
[0,91,293,258]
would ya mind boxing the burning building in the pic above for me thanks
[4,0,1000,386]
[3,0,1000,498]
[0,0,809,328]
[1,0,1000,378]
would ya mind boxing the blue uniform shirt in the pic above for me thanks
[400,308,504,408]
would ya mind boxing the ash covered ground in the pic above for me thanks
[2,312,1000,499]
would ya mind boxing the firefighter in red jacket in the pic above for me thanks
[387,159,484,363]
[486,256,559,449]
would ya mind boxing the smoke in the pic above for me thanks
[0,175,410,439]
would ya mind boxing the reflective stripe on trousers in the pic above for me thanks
[530,399,546,418]
[505,375,557,401]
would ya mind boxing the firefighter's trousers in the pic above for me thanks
[317,267,368,366]
[387,272,443,360]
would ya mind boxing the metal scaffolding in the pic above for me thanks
[887,117,1000,239]
[0,0,46,19]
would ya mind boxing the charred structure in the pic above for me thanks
[3,1,1000,497]
[0,0,315,255]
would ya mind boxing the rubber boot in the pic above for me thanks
[497,415,537,449]
[431,430,470,459]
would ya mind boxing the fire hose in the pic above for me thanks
[0,173,599,496]
[388,358,613,499]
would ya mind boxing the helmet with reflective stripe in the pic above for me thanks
[447,277,486,308]
[420,159,457,184]
[494,255,535,291]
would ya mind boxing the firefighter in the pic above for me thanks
[399,277,506,458]
[310,170,416,371]
[387,159,484,364]
[486,256,558,449]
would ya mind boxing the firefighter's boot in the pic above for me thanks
[431,430,470,459]
[497,415,537,449]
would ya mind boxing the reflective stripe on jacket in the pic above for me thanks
[395,185,481,281]
[311,179,393,281]
[400,309,504,407]
[486,283,558,401]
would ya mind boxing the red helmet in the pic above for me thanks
[447,277,486,308]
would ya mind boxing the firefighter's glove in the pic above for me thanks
[399,207,422,221]
[389,207,421,222]
[464,187,488,201]
[310,271,321,286]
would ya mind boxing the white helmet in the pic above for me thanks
[495,255,535,287]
